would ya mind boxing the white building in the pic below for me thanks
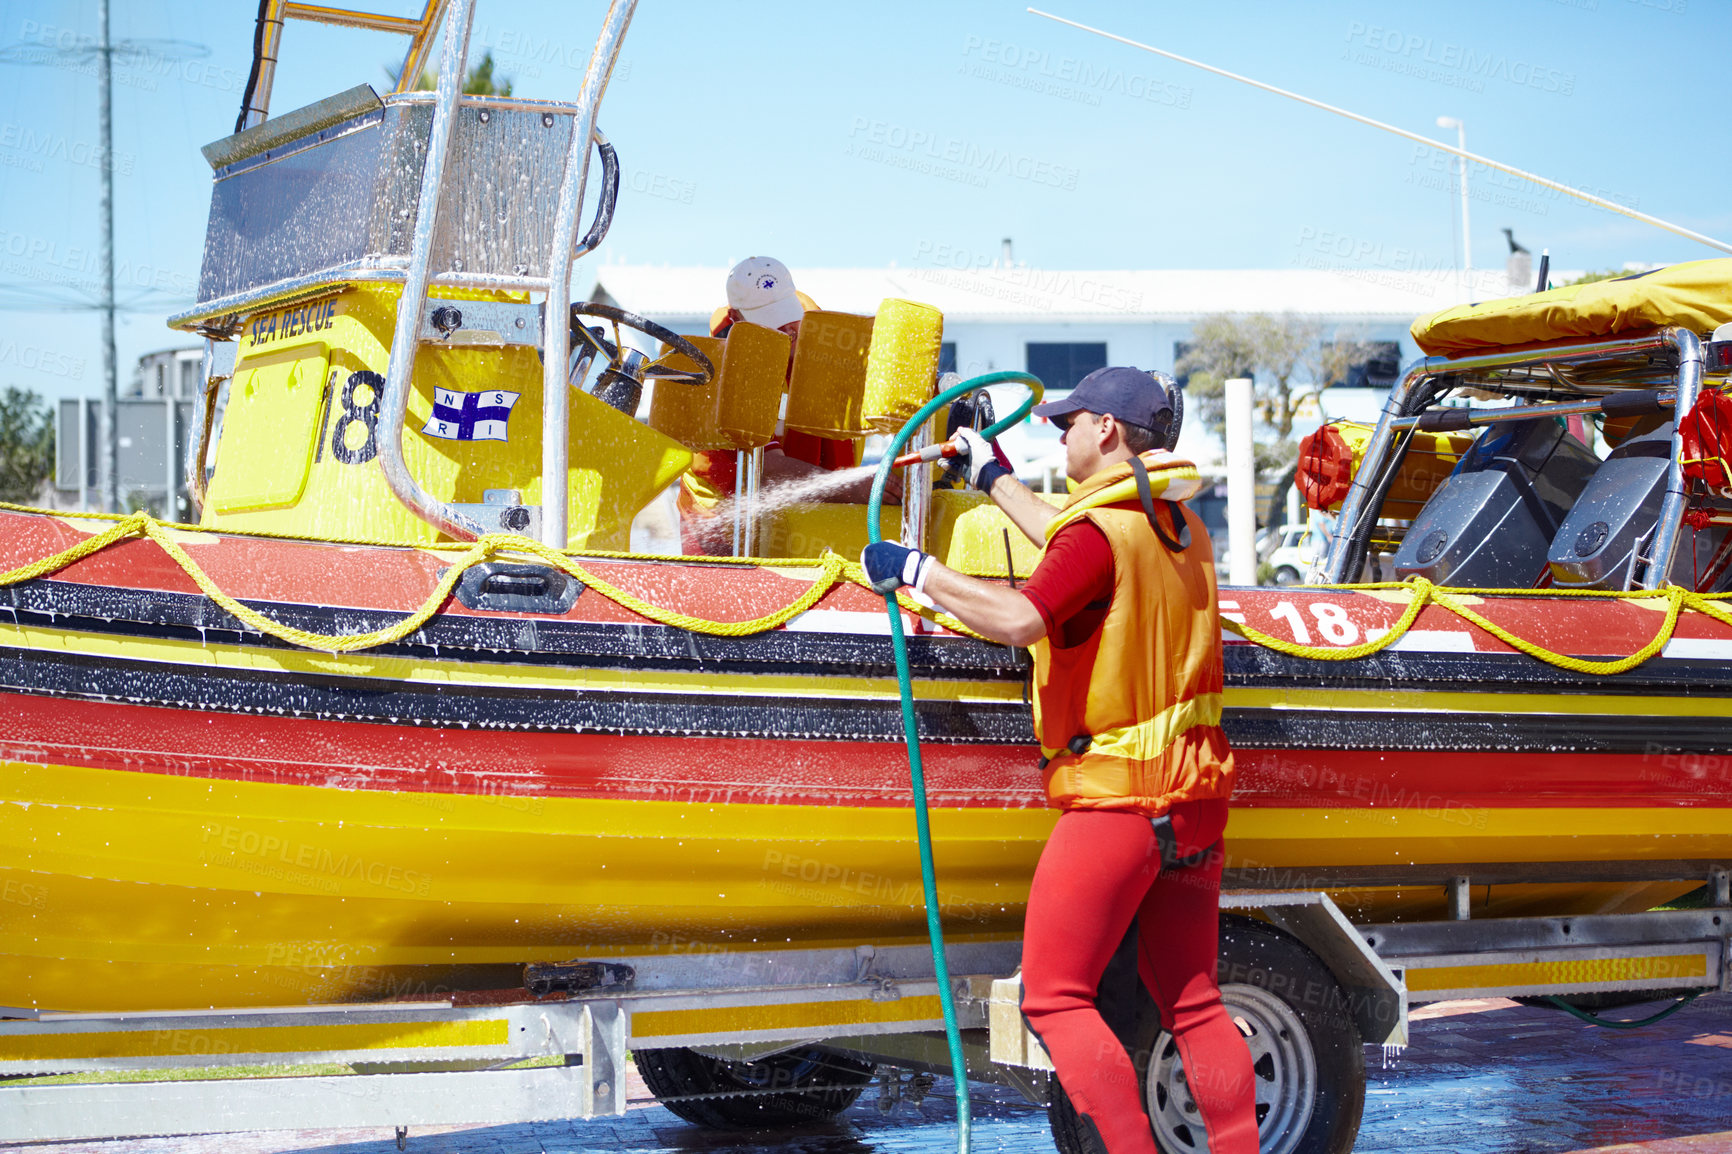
[53,347,201,516]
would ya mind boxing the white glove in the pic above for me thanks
[952,427,1011,493]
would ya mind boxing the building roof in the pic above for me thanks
[589,264,1516,326]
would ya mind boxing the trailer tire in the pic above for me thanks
[1048,915,1365,1154]
[635,1044,874,1130]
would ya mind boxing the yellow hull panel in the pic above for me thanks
[1,759,1723,1012]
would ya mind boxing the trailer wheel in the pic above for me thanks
[1049,915,1365,1154]
[635,1044,874,1130]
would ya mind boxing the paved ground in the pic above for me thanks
[5,993,1731,1153]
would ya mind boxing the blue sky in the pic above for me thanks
[1,0,1726,401]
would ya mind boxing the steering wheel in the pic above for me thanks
[568,302,715,415]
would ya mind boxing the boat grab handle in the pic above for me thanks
[573,130,619,261]
[452,561,583,614]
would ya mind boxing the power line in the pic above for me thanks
[1027,8,1732,257]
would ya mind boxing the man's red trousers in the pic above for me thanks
[1020,799,1259,1154]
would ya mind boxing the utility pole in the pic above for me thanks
[98,0,118,513]
[0,17,207,513]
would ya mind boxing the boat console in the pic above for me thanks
[1393,418,1598,587]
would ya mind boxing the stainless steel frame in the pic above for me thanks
[237,2,450,132]
[183,340,234,520]
[237,0,286,130]
[272,0,632,544]
[733,446,764,556]
[1318,327,1703,587]
[177,0,632,545]
[1644,330,1704,587]
[375,0,484,539]
[540,0,637,547]
[1386,390,1675,433]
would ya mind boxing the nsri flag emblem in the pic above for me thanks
[421,388,520,441]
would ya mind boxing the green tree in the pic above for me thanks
[389,50,513,97]
[1178,312,1328,441]
[0,387,54,503]
[461,52,512,97]
[1178,315,1378,540]
[1559,267,1636,287]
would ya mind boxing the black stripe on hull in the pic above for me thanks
[0,644,1035,744]
[0,579,1029,681]
[13,579,1732,701]
[0,644,1724,753]
[1227,708,1732,755]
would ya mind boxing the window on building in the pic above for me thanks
[1172,341,1194,388]
[1026,342,1107,392]
[179,358,200,399]
[1327,340,1402,389]
[939,341,957,376]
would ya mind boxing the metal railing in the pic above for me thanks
[373,0,486,539]
[539,0,637,547]
[352,0,635,544]
[1317,327,1703,588]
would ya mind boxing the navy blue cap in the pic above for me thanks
[1032,366,1178,431]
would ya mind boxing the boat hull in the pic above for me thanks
[1,510,1728,1012]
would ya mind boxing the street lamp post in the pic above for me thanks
[97,0,117,514]
[1437,116,1471,297]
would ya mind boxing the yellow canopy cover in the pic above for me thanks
[1410,258,1732,356]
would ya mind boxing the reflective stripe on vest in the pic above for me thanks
[1039,693,1224,764]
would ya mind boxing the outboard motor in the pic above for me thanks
[1550,420,1732,590]
[1393,417,1599,587]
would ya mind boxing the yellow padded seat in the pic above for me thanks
[650,325,791,451]
[862,298,944,434]
[927,489,1061,578]
[784,311,875,438]
[648,336,730,450]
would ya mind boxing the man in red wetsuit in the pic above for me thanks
[861,367,1256,1154]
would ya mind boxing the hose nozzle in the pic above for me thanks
[890,440,961,470]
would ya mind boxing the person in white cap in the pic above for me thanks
[677,257,896,552]
[720,256,807,333]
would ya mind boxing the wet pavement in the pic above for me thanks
[5,992,1730,1153]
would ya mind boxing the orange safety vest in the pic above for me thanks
[1031,451,1235,816]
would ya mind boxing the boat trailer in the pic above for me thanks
[4,880,1726,1145]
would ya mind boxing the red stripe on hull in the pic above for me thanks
[0,511,894,625]
[9,511,1732,653]
[1,692,1045,808]
[3,694,1727,809]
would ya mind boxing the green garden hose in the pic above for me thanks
[866,370,1044,1153]
[1542,991,1702,1029]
